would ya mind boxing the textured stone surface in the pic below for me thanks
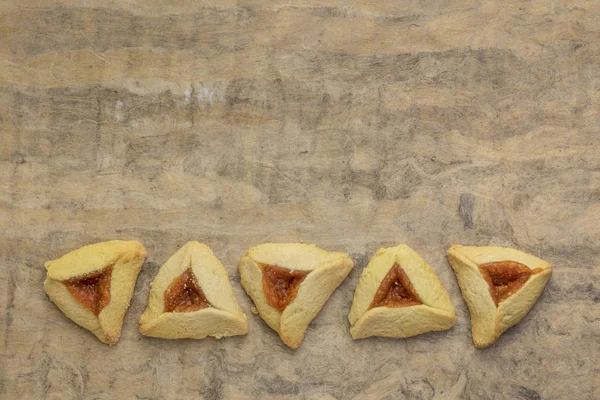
[1,1,599,399]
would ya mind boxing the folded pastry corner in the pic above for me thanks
[139,241,248,340]
[238,243,354,349]
[348,244,455,340]
[44,240,147,345]
[447,245,552,348]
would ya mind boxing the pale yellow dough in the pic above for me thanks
[348,244,456,339]
[44,240,147,345]
[139,241,248,339]
[447,245,552,348]
[238,243,354,349]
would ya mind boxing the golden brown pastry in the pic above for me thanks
[447,245,552,348]
[44,240,147,345]
[349,244,456,339]
[238,243,353,349]
[139,242,248,339]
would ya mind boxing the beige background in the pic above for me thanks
[1,1,599,399]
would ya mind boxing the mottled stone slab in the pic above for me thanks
[0,1,598,399]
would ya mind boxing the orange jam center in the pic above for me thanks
[164,268,211,312]
[479,261,542,305]
[260,264,310,312]
[369,263,422,309]
[63,266,113,316]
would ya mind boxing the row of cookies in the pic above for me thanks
[44,241,551,349]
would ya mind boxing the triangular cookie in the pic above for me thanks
[139,242,248,339]
[349,244,455,339]
[238,243,353,349]
[44,240,147,345]
[447,245,552,348]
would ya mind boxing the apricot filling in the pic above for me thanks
[164,268,211,312]
[63,266,113,316]
[479,261,542,306]
[369,263,422,309]
[260,264,310,312]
